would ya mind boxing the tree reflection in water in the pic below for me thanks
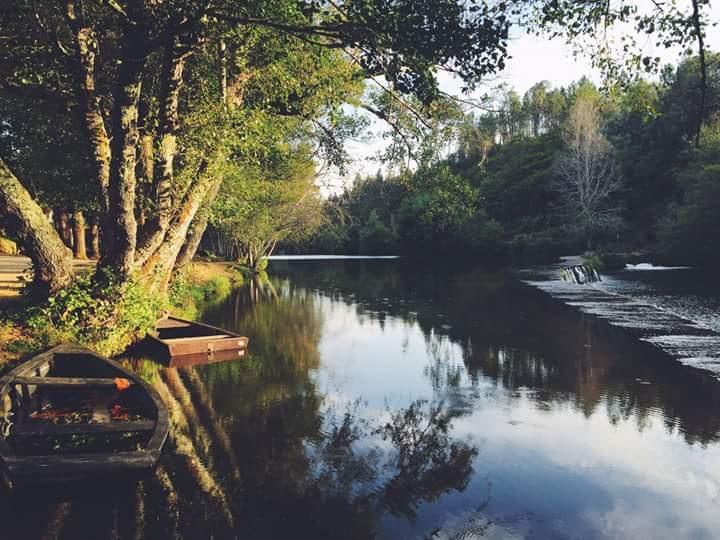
[273,260,720,446]
[375,400,477,520]
[0,275,478,539]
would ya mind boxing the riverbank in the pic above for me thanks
[0,260,242,368]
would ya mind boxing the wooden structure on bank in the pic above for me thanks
[0,344,169,489]
[148,316,249,365]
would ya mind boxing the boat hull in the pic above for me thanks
[0,344,169,490]
[149,316,249,363]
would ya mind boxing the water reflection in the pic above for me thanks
[3,260,720,538]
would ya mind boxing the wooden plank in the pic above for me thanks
[12,377,134,388]
[160,316,243,338]
[11,420,155,436]
[156,318,193,329]
[163,334,230,343]
[167,337,248,357]
[5,450,159,476]
[168,348,247,368]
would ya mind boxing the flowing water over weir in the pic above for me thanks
[521,256,720,375]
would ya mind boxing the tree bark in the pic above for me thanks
[55,209,74,248]
[103,29,147,276]
[90,216,101,259]
[0,159,73,295]
[174,179,221,271]
[141,168,222,292]
[136,133,154,229]
[72,210,88,259]
[171,35,227,273]
[137,31,198,262]
[66,0,111,215]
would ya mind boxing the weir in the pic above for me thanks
[559,263,601,284]
[520,256,720,376]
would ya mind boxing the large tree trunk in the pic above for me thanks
[0,159,73,295]
[66,1,111,214]
[171,35,227,274]
[72,210,88,260]
[136,32,197,262]
[136,131,154,229]
[103,31,146,277]
[174,179,221,271]
[141,170,222,292]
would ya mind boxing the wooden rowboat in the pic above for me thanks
[148,315,249,363]
[0,344,169,489]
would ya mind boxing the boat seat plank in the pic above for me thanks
[13,376,134,388]
[164,334,231,342]
[156,319,193,329]
[5,451,158,475]
[11,420,155,436]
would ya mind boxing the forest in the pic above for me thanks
[294,54,720,266]
[0,0,715,352]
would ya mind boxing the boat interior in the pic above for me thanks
[0,351,157,456]
[155,318,231,340]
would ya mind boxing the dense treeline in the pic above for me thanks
[296,53,720,265]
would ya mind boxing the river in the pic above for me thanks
[3,258,720,539]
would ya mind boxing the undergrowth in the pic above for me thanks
[24,268,162,357]
[168,269,238,320]
[1,263,241,360]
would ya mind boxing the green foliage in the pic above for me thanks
[658,123,720,265]
[210,138,324,268]
[582,252,606,272]
[458,212,505,253]
[294,57,720,263]
[471,132,561,239]
[358,210,398,254]
[25,269,162,357]
[168,271,236,320]
[0,236,18,255]
[399,164,478,248]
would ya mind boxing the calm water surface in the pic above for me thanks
[4,259,720,539]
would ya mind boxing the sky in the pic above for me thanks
[319,1,720,195]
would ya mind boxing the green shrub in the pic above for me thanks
[25,269,163,356]
[0,237,18,255]
[168,271,235,320]
[582,252,606,272]
[202,275,232,303]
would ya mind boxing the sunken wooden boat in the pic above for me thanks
[148,315,249,363]
[0,344,169,489]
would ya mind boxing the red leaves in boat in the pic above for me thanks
[110,404,129,421]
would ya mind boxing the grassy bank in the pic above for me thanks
[0,261,243,370]
[169,261,243,320]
